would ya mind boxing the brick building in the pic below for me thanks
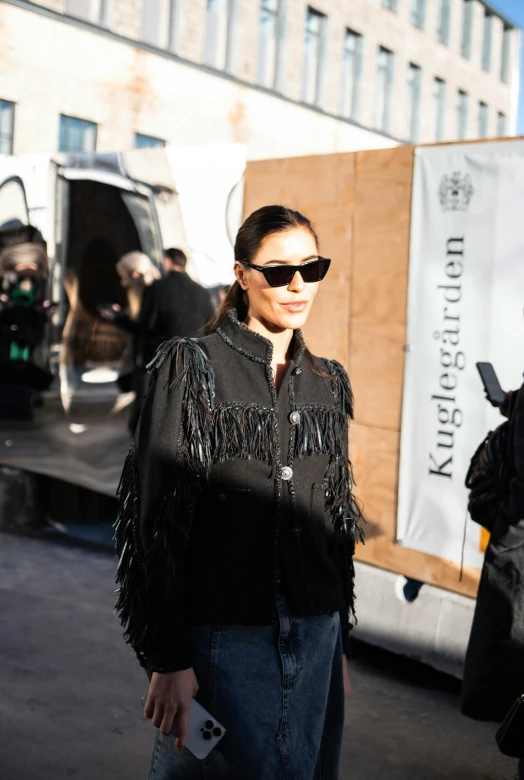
[0,0,520,158]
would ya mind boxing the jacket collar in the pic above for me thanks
[218,311,306,366]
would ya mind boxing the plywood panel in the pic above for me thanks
[349,145,414,430]
[244,154,356,365]
[351,423,479,597]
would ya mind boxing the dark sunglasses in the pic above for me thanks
[241,257,331,288]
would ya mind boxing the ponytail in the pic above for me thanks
[205,281,248,335]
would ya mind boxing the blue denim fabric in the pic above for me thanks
[148,593,345,780]
[519,757,524,779]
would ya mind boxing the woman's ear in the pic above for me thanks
[234,262,249,291]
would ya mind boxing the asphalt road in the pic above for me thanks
[0,533,517,780]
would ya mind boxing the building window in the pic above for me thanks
[461,0,473,59]
[405,63,422,142]
[411,0,426,30]
[374,46,395,133]
[59,115,97,153]
[497,112,507,137]
[134,133,166,148]
[66,0,110,25]
[302,7,327,107]
[0,100,15,155]
[340,29,363,121]
[501,25,511,83]
[478,101,489,138]
[437,0,451,45]
[457,90,469,140]
[382,0,398,11]
[257,0,283,90]
[482,10,492,72]
[205,0,238,74]
[432,77,446,142]
[141,0,180,51]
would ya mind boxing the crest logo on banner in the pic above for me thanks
[438,172,474,211]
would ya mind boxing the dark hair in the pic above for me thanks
[164,247,187,269]
[206,205,318,334]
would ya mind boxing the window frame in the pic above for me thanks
[141,0,180,49]
[436,0,451,45]
[481,10,493,73]
[0,99,15,155]
[478,101,489,139]
[456,89,469,141]
[134,133,166,149]
[257,0,285,91]
[432,76,447,142]
[405,62,422,143]
[497,111,507,137]
[204,0,239,75]
[501,25,511,83]
[460,0,473,60]
[65,0,111,26]
[301,6,328,108]
[58,114,98,153]
[381,0,398,11]
[374,45,395,134]
[340,27,363,122]
[410,0,426,30]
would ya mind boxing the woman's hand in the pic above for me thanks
[342,655,351,698]
[144,669,199,751]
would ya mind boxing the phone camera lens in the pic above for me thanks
[213,727,222,737]
[203,730,212,741]
[205,720,214,729]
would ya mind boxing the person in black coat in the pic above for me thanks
[114,206,363,779]
[139,247,214,342]
[462,383,524,777]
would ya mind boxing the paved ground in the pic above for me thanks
[0,533,517,780]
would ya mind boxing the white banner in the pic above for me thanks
[397,141,524,569]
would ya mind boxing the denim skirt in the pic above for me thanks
[148,592,345,780]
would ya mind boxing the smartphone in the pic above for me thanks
[182,698,226,760]
[476,362,506,407]
[142,693,226,760]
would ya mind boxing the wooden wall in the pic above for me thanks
[244,146,481,598]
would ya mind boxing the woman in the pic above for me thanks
[99,251,162,430]
[115,250,161,319]
[115,206,363,779]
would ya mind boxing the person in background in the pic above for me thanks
[99,251,161,431]
[149,247,214,339]
[462,383,524,780]
[115,250,161,320]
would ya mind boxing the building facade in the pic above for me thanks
[0,0,520,158]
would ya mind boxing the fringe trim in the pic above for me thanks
[293,405,346,459]
[149,337,216,473]
[325,455,365,622]
[325,359,355,420]
[114,444,198,666]
[114,337,215,665]
[211,404,277,464]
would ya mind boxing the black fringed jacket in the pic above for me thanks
[115,312,363,673]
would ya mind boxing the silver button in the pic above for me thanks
[289,411,301,425]
[281,466,293,481]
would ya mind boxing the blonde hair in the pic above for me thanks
[0,243,49,276]
[116,252,161,288]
